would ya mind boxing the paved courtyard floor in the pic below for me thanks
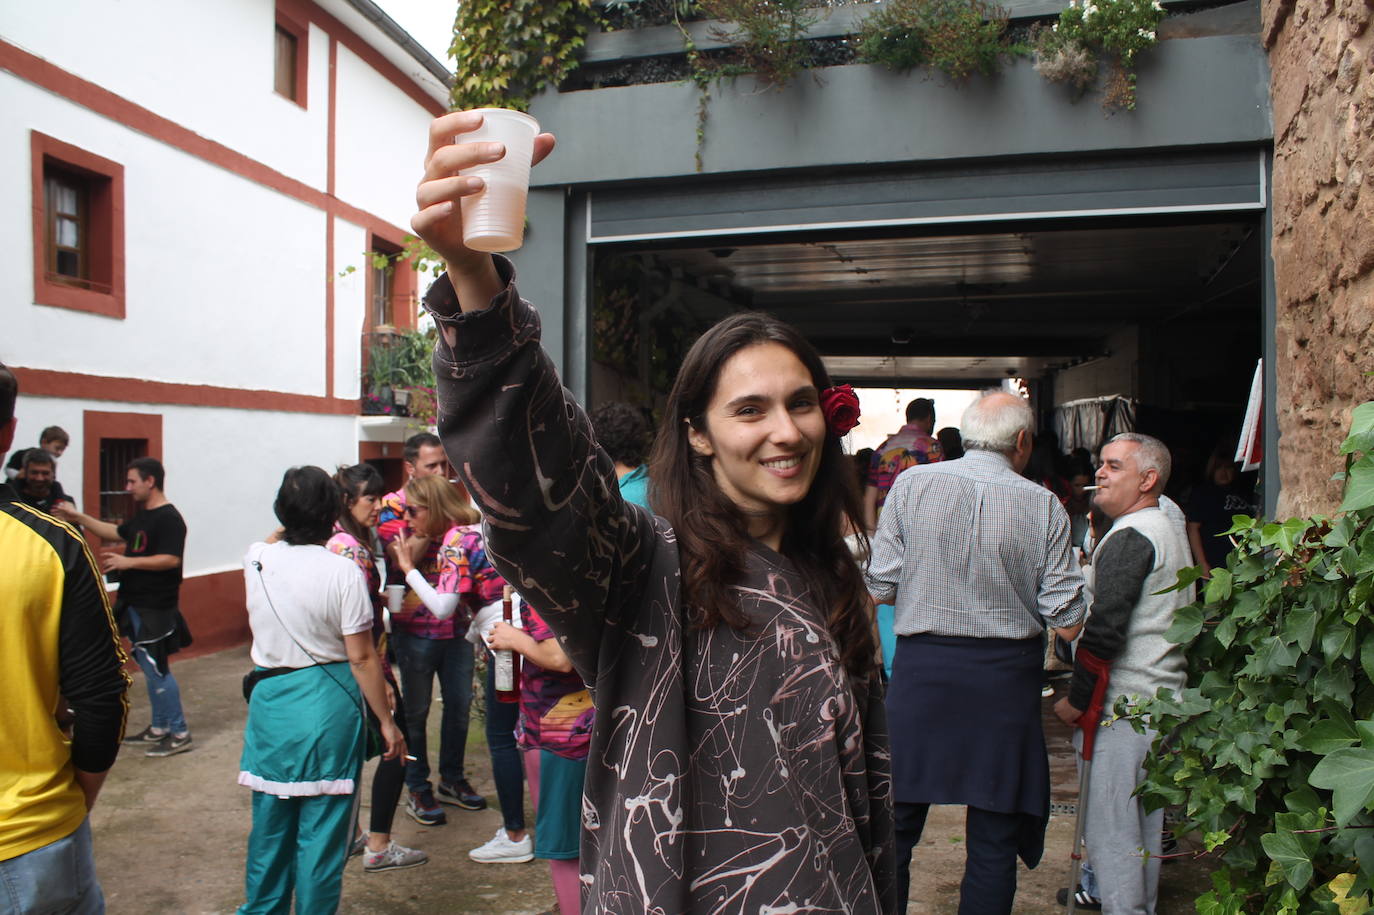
[90,645,1213,913]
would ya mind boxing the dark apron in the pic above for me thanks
[886,632,1049,868]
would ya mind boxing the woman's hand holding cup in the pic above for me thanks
[411,110,556,313]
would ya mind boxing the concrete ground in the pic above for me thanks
[91,646,1213,913]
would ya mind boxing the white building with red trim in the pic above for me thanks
[2,0,447,652]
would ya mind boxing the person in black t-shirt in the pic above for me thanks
[57,457,193,757]
[1185,448,1258,574]
[11,449,74,514]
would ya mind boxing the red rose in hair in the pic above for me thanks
[820,384,861,437]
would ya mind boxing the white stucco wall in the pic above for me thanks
[1,74,328,394]
[1,0,330,189]
[333,220,369,398]
[10,395,360,576]
[333,45,434,229]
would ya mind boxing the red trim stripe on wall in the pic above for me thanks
[0,40,426,250]
[15,367,358,416]
[326,36,339,399]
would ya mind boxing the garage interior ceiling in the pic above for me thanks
[609,215,1261,386]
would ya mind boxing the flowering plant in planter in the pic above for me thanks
[400,386,439,431]
[1034,0,1163,110]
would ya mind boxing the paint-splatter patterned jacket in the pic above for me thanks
[426,258,896,915]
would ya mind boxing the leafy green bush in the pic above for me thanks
[857,0,1021,81]
[1128,401,1374,913]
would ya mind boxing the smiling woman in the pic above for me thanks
[412,108,895,915]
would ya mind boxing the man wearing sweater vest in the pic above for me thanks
[1054,432,1194,915]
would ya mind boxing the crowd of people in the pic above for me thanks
[0,109,1262,915]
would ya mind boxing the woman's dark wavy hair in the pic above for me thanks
[334,463,386,546]
[648,311,877,679]
[274,466,341,546]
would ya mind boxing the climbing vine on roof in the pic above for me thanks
[449,0,600,111]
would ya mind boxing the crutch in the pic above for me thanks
[1067,647,1112,915]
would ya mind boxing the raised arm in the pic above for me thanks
[411,112,656,680]
[53,503,121,543]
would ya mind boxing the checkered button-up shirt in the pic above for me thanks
[865,449,1086,639]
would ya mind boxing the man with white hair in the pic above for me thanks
[867,390,1087,913]
[1053,432,1193,915]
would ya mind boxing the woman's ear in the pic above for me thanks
[687,420,714,458]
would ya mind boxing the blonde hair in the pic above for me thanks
[405,475,479,536]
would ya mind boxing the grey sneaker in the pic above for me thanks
[145,732,193,757]
[349,832,367,858]
[123,726,167,744]
[363,841,429,872]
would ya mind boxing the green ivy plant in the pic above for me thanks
[1034,0,1163,110]
[1124,400,1374,913]
[857,0,1023,82]
[450,0,599,111]
[337,235,445,282]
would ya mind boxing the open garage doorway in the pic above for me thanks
[584,209,1265,514]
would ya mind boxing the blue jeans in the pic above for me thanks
[127,607,188,734]
[484,661,525,831]
[391,631,474,793]
[1081,860,1099,897]
[0,819,103,914]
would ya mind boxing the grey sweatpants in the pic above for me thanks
[1073,721,1162,915]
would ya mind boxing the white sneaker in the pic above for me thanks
[468,826,534,863]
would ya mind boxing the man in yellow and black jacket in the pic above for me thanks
[0,361,130,913]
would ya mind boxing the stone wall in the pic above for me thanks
[1266,0,1374,516]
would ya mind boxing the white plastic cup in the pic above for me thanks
[459,109,540,253]
[385,584,405,614]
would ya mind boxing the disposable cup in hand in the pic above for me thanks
[385,585,405,614]
[459,109,540,253]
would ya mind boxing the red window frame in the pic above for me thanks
[31,132,126,319]
[274,5,310,108]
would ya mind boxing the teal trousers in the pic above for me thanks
[238,790,354,915]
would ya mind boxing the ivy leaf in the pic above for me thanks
[1362,634,1374,686]
[1224,514,1258,536]
[1310,747,1374,826]
[1340,403,1374,455]
[1155,565,1205,595]
[1260,829,1315,889]
[1205,568,1235,604]
[1205,829,1232,851]
[1298,718,1360,755]
[1340,455,1374,514]
[1216,613,1240,648]
[1326,624,1360,663]
[1327,515,1358,549]
[1282,609,1318,653]
[1329,872,1374,915]
[1165,604,1206,644]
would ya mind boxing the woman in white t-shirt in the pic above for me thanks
[237,466,405,915]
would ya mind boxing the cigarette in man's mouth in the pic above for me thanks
[1083,485,1101,491]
